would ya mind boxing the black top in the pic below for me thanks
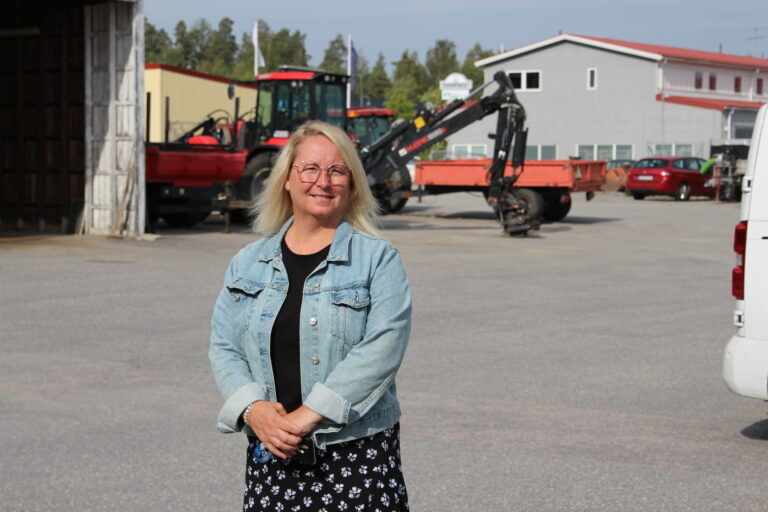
[271,238,331,413]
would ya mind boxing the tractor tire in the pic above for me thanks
[675,182,691,201]
[514,188,544,221]
[380,169,412,214]
[237,152,275,202]
[542,195,572,221]
[162,210,211,228]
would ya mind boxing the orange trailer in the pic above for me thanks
[414,159,606,221]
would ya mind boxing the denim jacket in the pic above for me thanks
[209,218,412,449]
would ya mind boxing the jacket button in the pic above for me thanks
[313,282,320,288]
[309,317,317,326]
[311,356,319,365]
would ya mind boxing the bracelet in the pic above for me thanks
[243,402,255,426]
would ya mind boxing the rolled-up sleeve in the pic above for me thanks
[209,253,266,433]
[304,246,411,425]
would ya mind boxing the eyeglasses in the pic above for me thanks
[293,161,351,185]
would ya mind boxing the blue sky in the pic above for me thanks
[144,0,768,72]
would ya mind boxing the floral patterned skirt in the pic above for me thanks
[244,423,409,512]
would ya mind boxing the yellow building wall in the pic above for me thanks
[143,65,257,143]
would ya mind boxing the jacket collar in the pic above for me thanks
[257,217,353,263]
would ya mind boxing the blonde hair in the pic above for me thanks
[251,121,380,236]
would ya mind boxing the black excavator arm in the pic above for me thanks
[359,71,533,234]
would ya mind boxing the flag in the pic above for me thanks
[252,21,266,76]
[348,37,358,92]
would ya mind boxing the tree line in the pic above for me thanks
[145,17,494,118]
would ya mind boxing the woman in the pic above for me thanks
[209,121,412,512]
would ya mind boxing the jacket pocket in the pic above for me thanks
[225,277,265,302]
[330,287,370,346]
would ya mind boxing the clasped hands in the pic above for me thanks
[244,401,322,458]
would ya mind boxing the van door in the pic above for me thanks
[743,105,768,341]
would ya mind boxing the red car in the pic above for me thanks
[626,156,712,200]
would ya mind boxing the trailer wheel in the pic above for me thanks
[514,188,543,221]
[542,195,572,221]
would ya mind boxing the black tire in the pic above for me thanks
[675,182,690,201]
[542,195,572,221]
[237,152,275,202]
[631,192,645,200]
[162,210,210,228]
[380,169,412,214]
[514,188,544,221]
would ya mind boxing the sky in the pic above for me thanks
[144,0,768,72]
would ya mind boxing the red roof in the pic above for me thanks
[145,63,258,88]
[655,94,765,111]
[578,35,768,70]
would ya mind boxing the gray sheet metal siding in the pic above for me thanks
[449,41,728,160]
[0,2,86,230]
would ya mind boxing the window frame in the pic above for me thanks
[709,73,717,91]
[587,67,598,91]
[734,76,742,93]
[757,78,764,96]
[506,69,542,92]
[694,72,703,90]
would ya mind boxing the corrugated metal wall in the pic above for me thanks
[144,65,257,143]
[0,2,86,231]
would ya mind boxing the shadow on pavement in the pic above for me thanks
[741,419,768,440]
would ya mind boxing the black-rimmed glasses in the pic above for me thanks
[292,161,351,185]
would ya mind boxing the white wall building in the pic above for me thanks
[448,34,768,162]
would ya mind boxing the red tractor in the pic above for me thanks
[230,67,349,204]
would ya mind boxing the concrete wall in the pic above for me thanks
[448,41,734,160]
[84,0,144,236]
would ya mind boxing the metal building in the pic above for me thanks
[2,0,145,236]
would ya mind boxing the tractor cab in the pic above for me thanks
[347,107,394,147]
[238,67,349,150]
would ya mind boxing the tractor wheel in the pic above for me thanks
[237,152,275,202]
[542,195,572,221]
[380,169,412,214]
[675,182,691,201]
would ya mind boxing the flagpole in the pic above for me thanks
[346,34,352,109]
[252,21,260,76]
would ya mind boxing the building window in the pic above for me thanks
[525,145,557,160]
[507,70,542,92]
[694,72,703,90]
[587,68,598,90]
[451,144,487,159]
[758,78,764,96]
[540,145,556,160]
[709,73,717,91]
[734,76,742,93]
[734,125,754,139]
[577,145,595,160]
[615,145,633,159]
[577,144,633,160]
[652,143,695,156]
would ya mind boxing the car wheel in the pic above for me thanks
[675,182,691,201]
[631,192,645,200]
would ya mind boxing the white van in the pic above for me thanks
[723,103,768,400]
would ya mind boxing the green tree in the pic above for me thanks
[392,50,429,98]
[232,31,255,80]
[319,34,347,74]
[144,19,173,64]
[425,39,459,87]
[364,52,391,104]
[384,76,419,119]
[198,17,237,76]
[461,43,494,91]
[264,28,309,70]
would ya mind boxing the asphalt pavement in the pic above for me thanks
[2,191,763,512]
